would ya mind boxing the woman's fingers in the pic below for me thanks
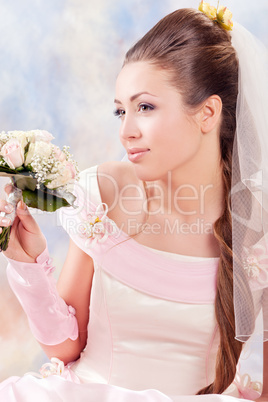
[0,199,13,237]
[0,197,41,234]
[0,199,14,212]
[0,216,11,226]
[0,199,14,224]
[4,183,14,195]
[16,201,41,235]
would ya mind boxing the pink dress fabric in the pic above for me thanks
[0,166,263,401]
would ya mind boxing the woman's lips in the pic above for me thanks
[127,148,150,162]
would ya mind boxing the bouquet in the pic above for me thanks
[0,129,79,251]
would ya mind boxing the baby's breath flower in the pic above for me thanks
[0,131,10,147]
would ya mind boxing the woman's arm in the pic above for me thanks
[1,187,94,365]
[40,239,95,365]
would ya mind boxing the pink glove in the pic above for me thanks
[5,247,78,345]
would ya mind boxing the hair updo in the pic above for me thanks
[125,9,242,395]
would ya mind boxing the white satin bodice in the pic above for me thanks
[70,252,220,396]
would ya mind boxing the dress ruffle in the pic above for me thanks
[0,372,255,402]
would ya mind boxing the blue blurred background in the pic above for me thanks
[0,0,267,382]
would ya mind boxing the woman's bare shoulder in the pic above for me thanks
[97,161,140,208]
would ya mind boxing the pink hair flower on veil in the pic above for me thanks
[243,238,268,289]
[77,203,117,248]
[243,255,261,279]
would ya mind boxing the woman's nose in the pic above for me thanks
[120,115,141,140]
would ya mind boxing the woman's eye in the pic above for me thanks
[138,103,154,113]
[113,109,125,119]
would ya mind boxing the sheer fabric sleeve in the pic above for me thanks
[58,165,117,262]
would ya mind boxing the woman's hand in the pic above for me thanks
[0,184,46,262]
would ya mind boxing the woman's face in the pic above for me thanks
[115,61,203,182]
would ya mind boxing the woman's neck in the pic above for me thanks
[148,136,224,222]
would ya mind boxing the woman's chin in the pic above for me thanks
[133,165,162,182]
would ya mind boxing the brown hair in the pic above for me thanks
[124,8,243,394]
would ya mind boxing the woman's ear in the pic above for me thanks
[200,95,222,134]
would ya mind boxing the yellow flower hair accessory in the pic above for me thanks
[198,1,233,31]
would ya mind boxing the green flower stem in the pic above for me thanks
[0,226,11,252]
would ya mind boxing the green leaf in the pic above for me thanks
[13,175,37,191]
[22,189,71,212]
[24,142,30,154]
[0,167,17,175]
[0,166,33,176]
[0,226,11,251]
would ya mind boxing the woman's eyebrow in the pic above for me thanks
[114,91,157,104]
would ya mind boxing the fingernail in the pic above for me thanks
[1,218,11,225]
[18,200,27,210]
[4,204,13,213]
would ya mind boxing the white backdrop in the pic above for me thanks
[0,0,267,382]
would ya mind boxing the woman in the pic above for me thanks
[0,5,267,401]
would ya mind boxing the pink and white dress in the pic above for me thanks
[0,166,263,401]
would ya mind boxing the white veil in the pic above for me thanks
[231,22,268,342]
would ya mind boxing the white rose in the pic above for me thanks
[0,138,24,169]
[25,141,53,166]
[30,130,54,143]
[9,131,28,150]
